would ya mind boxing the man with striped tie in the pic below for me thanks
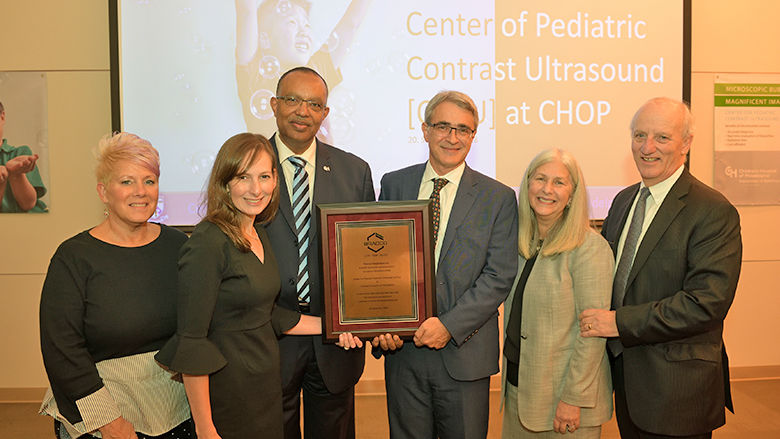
[265,67,375,439]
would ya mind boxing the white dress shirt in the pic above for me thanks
[274,133,316,201]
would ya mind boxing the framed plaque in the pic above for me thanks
[318,200,436,342]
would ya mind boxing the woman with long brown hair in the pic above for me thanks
[156,133,356,439]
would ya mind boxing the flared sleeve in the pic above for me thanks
[271,303,301,336]
[156,222,229,374]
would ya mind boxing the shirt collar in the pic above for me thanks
[421,161,466,188]
[1,139,11,152]
[643,164,685,204]
[274,134,316,165]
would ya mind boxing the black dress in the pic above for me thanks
[156,221,300,439]
[39,224,190,436]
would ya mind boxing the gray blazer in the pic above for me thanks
[379,163,518,380]
[603,169,741,436]
[502,230,614,431]
[265,136,375,393]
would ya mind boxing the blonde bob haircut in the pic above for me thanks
[517,148,591,258]
[203,133,279,252]
[95,132,160,184]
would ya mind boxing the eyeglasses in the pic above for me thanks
[275,96,326,113]
[428,122,476,139]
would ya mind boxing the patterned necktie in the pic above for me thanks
[288,156,311,307]
[609,186,650,356]
[430,178,449,243]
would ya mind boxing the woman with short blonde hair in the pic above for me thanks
[40,132,193,438]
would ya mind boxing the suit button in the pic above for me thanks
[289,278,296,286]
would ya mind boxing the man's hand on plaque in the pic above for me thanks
[371,333,404,351]
[336,332,364,350]
[413,317,451,349]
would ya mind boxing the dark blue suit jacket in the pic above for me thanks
[602,169,741,435]
[379,163,518,380]
[265,136,375,393]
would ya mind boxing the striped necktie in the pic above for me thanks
[288,156,311,308]
[430,178,449,243]
[609,186,650,356]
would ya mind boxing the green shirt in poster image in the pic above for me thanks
[1,138,48,213]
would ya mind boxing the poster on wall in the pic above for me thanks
[713,74,780,205]
[0,72,49,213]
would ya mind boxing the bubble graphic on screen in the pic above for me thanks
[151,195,169,223]
[376,126,393,143]
[317,123,329,138]
[329,116,354,141]
[153,198,164,218]
[385,50,406,74]
[250,89,275,120]
[191,34,208,55]
[330,89,356,116]
[363,58,382,75]
[258,56,281,80]
[276,0,292,16]
[186,151,216,175]
[323,32,340,53]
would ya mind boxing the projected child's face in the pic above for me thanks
[263,4,313,66]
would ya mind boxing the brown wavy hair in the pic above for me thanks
[203,133,279,252]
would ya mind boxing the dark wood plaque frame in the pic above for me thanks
[317,200,436,342]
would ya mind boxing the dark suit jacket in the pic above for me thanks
[602,169,742,436]
[265,136,375,394]
[379,163,518,380]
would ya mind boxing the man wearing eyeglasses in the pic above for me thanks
[373,90,519,438]
[264,66,375,439]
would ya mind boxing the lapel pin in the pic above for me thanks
[323,165,331,172]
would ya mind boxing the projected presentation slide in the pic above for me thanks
[116,0,684,224]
